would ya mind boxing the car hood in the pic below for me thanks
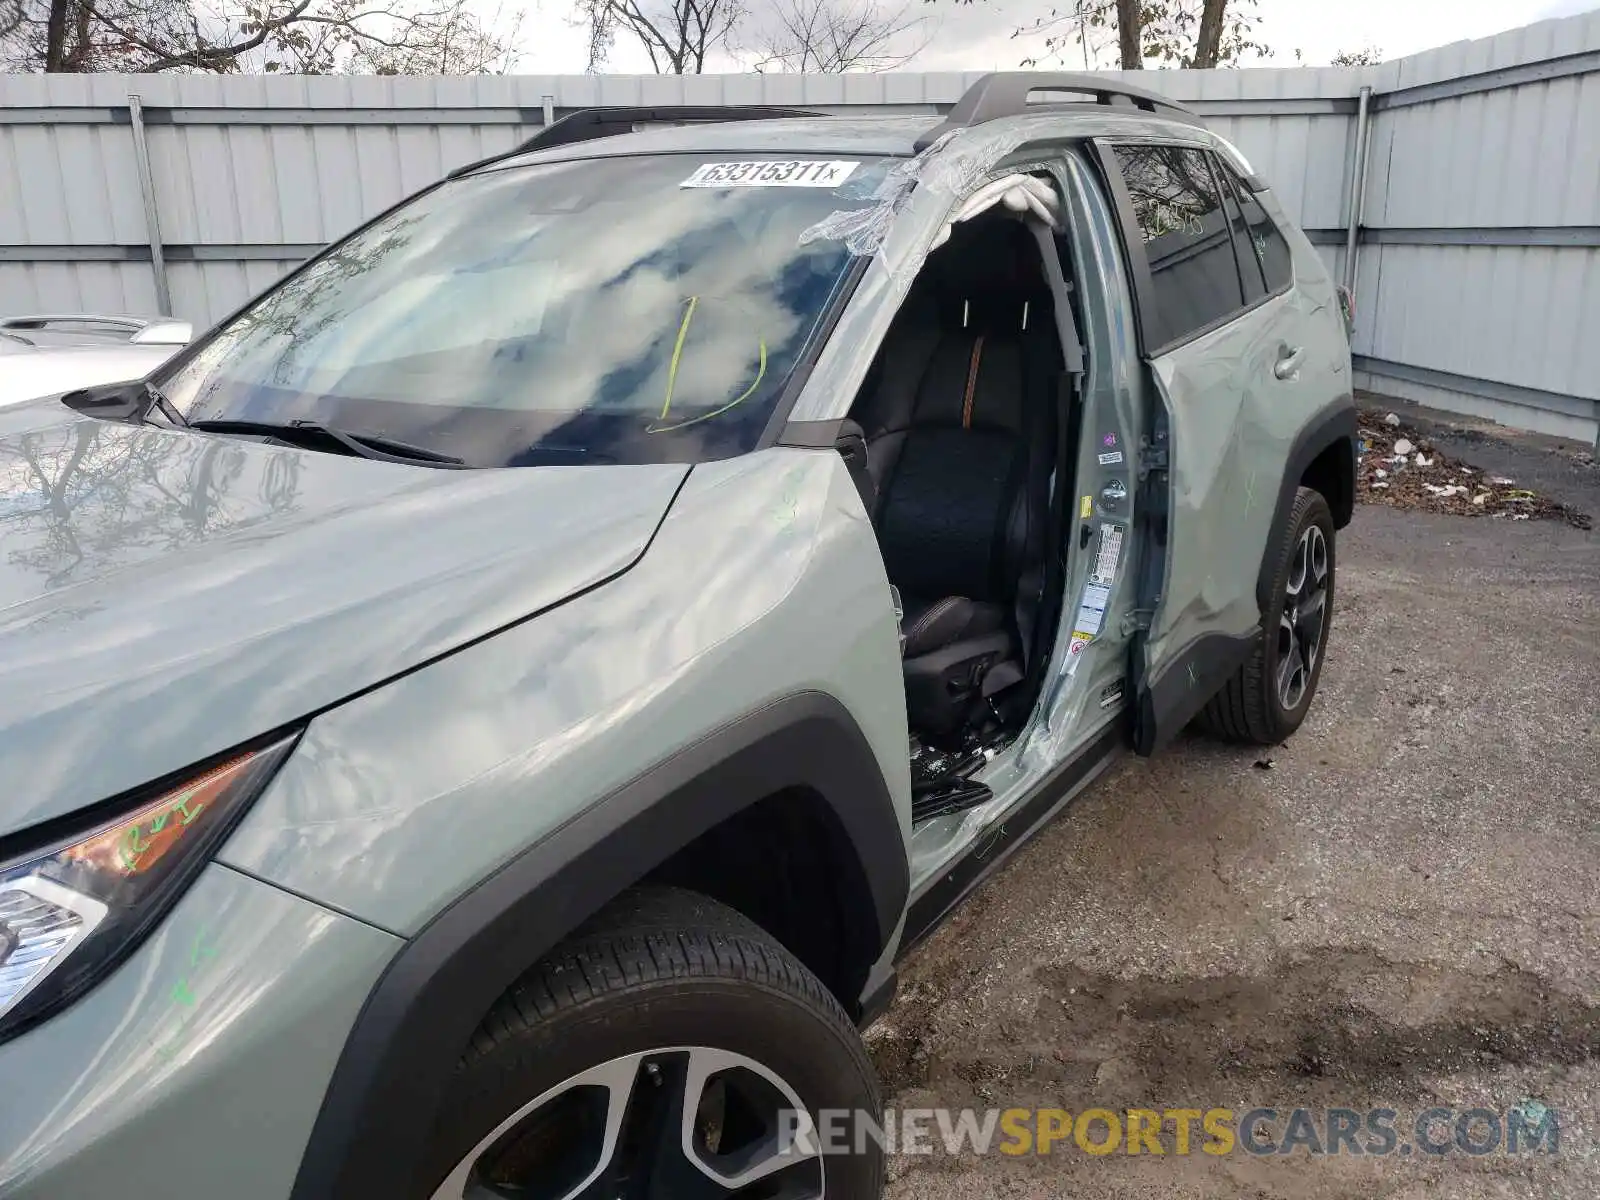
[0,404,688,839]
[0,342,182,409]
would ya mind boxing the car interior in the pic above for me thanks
[841,202,1084,824]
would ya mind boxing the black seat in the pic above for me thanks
[854,218,1061,737]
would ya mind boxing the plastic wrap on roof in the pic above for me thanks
[928,173,1060,251]
[798,125,1049,256]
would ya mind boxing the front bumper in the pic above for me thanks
[0,862,400,1199]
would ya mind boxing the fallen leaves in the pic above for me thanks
[1358,415,1592,529]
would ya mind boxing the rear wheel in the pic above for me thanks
[422,887,883,1200]
[1195,486,1335,745]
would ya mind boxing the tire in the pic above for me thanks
[420,886,884,1200]
[1195,486,1336,745]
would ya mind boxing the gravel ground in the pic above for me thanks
[872,417,1599,1199]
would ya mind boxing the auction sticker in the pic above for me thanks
[680,160,859,188]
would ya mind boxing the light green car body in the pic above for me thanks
[0,103,1354,1198]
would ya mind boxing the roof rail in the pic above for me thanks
[0,313,192,345]
[448,104,820,178]
[914,72,1201,151]
[521,105,820,151]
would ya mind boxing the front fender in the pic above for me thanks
[212,448,911,1198]
[286,690,905,1200]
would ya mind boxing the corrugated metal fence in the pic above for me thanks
[2,9,1597,443]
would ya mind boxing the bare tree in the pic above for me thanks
[1,0,522,73]
[1112,0,1138,68]
[1013,0,1264,72]
[581,0,742,72]
[1,0,25,41]
[1191,0,1223,68]
[1330,44,1381,66]
[749,0,924,72]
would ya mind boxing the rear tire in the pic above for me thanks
[421,886,884,1200]
[1195,486,1335,745]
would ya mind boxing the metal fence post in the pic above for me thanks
[1341,84,1373,301]
[127,94,172,315]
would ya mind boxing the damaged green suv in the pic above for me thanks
[0,74,1354,1200]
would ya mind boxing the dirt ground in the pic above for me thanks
[872,416,1600,1199]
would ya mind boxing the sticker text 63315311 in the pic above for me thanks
[680,160,860,189]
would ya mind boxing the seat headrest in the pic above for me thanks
[925,219,1048,332]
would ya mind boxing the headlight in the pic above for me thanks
[0,732,298,1043]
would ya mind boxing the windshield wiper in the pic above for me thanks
[187,417,465,467]
[143,383,189,428]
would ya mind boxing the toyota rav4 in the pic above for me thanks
[0,74,1355,1200]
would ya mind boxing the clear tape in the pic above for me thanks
[798,126,1050,257]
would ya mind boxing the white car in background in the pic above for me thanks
[0,314,193,408]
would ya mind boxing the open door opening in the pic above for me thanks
[843,200,1083,824]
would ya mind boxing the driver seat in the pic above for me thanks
[855,219,1061,737]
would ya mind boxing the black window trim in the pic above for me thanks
[1213,151,1295,304]
[1092,137,1295,360]
[1210,150,1268,303]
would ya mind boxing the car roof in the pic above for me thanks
[466,107,1216,175]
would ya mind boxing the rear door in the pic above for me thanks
[1092,139,1321,754]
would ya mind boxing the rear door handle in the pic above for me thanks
[1274,345,1305,380]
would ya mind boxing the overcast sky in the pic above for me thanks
[509,0,1600,75]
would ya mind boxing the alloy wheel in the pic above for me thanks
[1275,523,1329,711]
[430,1046,824,1200]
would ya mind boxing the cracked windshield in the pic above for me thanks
[161,153,895,467]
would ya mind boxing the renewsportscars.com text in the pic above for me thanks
[780,1104,1560,1158]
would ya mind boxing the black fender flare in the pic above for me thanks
[289,691,908,1200]
[1255,396,1358,614]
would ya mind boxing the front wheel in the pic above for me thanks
[1195,486,1335,745]
[422,887,884,1200]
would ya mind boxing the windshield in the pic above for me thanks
[161,154,893,467]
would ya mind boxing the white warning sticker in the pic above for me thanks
[1098,451,1124,466]
[1090,522,1124,586]
[1073,605,1104,636]
[680,160,859,189]
[1082,583,1111,612]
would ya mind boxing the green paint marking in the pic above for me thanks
[177,800,205,826]
[170,980,196,1007]
[189,929,217,968]
[1244,470,1258,513]
[149,811,169,835]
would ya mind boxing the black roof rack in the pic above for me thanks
[913,72,1202,151]
[520,105,821,151]
[447,104,820,178]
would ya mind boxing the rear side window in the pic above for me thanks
[1111,145,1244,349]
[1217,159,1293,294]
[1218,164,1267,304]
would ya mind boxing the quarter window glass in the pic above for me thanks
[1218,160,1294,293]
[1112,145,1244,348]
[1218,161,1267,304]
